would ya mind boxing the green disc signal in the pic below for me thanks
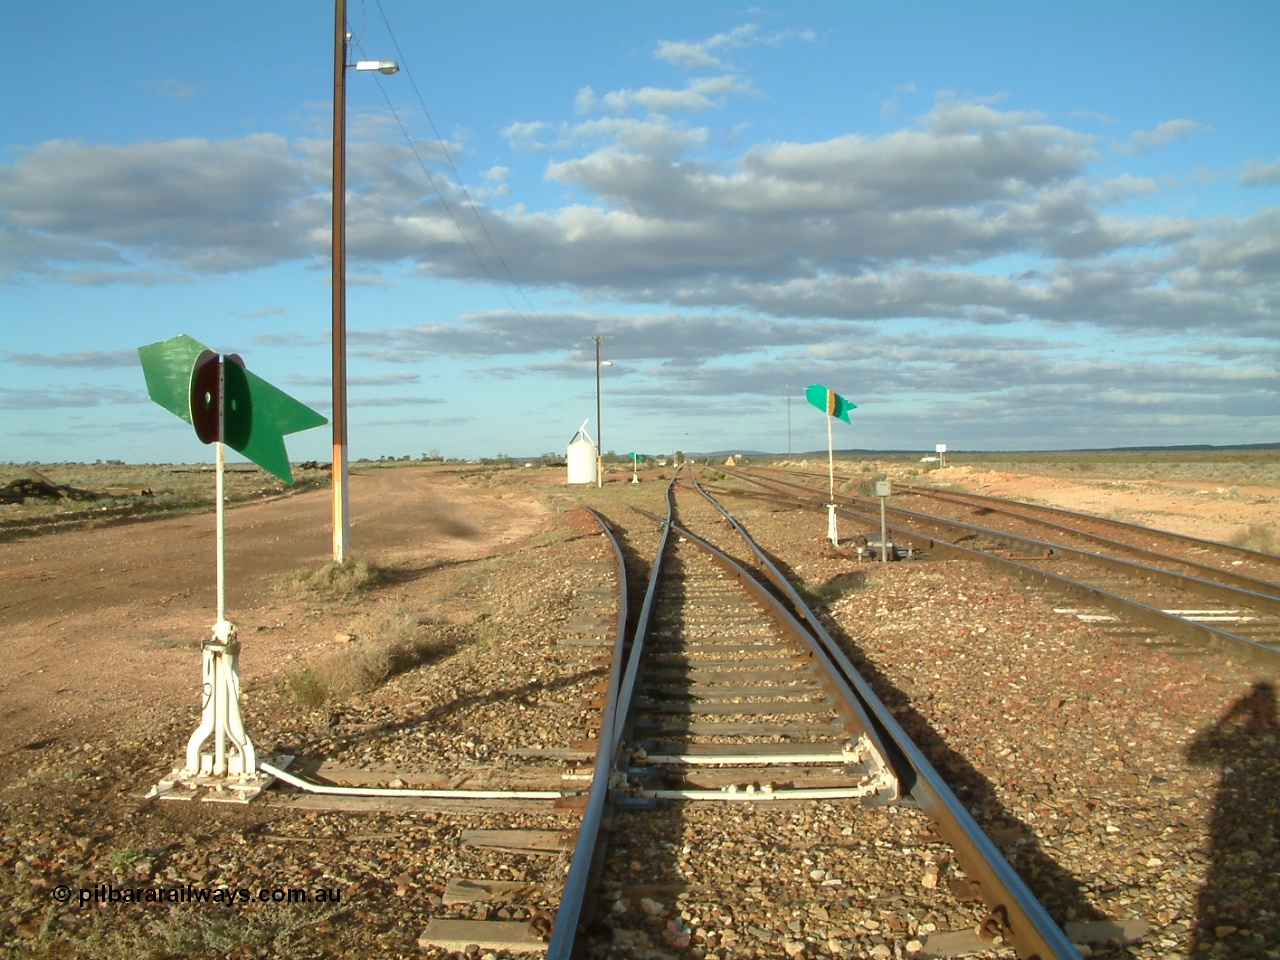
[139,335,327,484]
[804,383,856,424]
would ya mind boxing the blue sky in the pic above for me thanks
[2,1,1278,464]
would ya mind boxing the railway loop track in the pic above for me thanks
[715,465,1280,676]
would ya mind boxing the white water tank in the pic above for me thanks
[567,422,597,485]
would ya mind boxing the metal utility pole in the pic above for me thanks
[584,336,612,488]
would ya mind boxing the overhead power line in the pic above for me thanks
[344,1,589,354]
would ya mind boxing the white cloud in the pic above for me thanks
[655,40,724,71]
[2,349,138,369]
[145,78,198,101]
[1,93,1274,372]
[654,24,815,71]
[1117,118,1210,154]
[1240,156,1280,186]
[600,75,755,115]
[0,135,316,279]
[654,24,761,70]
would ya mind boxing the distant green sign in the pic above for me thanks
[628,452,644,462]
[139,334,327,484]
[805,383,856,424]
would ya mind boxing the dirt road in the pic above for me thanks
[0,465,547,764]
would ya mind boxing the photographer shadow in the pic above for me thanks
[1185,681,1280,957]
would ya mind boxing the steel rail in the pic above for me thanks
[731,465,1280,635]
[629,503,899,804]
[755,460,1277,562]
[611,473,679,752]
[545,505,632,960]
[729,467,1280,614]
[748,465,1280,592]
[889,481,1280,598]
[713,468,1280,675]
[893,478,1280,572]
[872,496,1280,618]
[778,471,1280,627]
[682,471,1083,960]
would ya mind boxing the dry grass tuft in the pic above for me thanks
[275,556,391,602]
[1229,522,1278,554]
[27,902,347,960]
[282,610,455,707]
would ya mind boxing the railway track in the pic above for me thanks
[714,464,1280,675]
[280,480,1082,957]
[9,465,1275,958]
[264,466,1271,958]
[553,475,1079,960]
[893,481,1280,590]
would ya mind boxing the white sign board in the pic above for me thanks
[936,443,947,453]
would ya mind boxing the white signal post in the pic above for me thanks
[936,442,947,469]
[149,358,265,803]
[826,409,839,547]
[804,384,855,549]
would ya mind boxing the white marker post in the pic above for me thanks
[186,429,258,783]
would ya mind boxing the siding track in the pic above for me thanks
[715,465,1280,675]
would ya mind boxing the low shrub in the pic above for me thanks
[275,556,391,602]
[1229,522,1278,554]
[283,611,454,708]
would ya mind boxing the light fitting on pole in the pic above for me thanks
[354,60,399,74]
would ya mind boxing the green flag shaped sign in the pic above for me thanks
[804,383,856,424]
[628,452,644,462]
[139,334,327,484]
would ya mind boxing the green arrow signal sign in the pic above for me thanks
[139,335,327,484]
[805,383,856,424]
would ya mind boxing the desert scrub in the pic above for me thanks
[275,556,392,601]
[1229,522,1278,554]
[798,572,865,606]
[284,666,328,708]
[25,902,346,960]
[282,610,454,707]
[103,847,144,871]
[0,462,326,536]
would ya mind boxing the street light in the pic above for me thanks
[332,0,398,563]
